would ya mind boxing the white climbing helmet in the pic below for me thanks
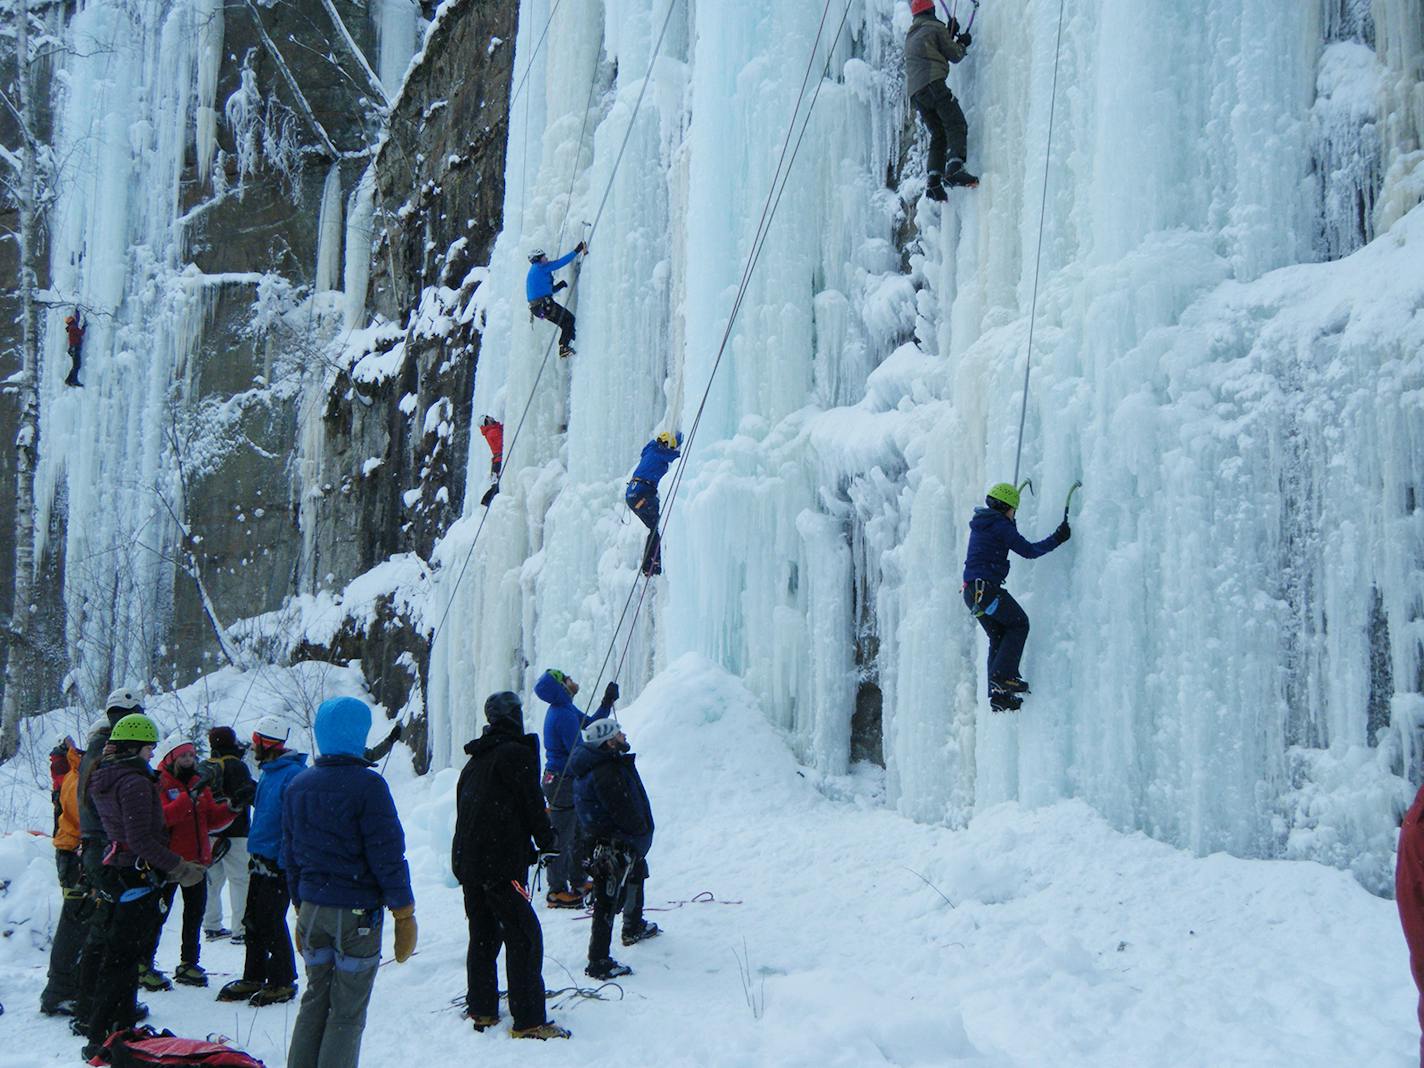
[582,718,623,746]
[105,687,144,713]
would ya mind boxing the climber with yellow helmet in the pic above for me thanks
[625,431,683,578]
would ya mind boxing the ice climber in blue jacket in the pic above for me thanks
[962,481,1071,712]
[526,243,586,356]
[626,431,682,577]
[283,696,415,1068]
[535,668,617,908]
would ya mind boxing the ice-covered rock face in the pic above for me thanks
[421,0,1423,891]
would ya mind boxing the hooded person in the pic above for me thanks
[451,692,569,1040]
[535,669,617,907]
[146,734,234,987]
[39,738,85,1016]
[80,714,206,1059]
[202,725,256,942]
[284,697,416,1068]
[216,716,307,1007]
[567,717,659,981]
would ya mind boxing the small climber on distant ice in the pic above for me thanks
[64,312,85,387]
[625,431,682,578]
[479,415,503,507]
[961,481,1070,711]
[905,0,978,201]
[526,243,586,357]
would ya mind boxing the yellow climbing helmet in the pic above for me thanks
[986,482,1020,509]
[655,431,679,450]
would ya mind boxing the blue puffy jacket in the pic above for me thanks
[535,670,612,775]
[629,437,682,487]
[961,506,1062,586]
[566,741,654,856]
[525,248,579,302]
[247,750,308,861]
[281,697,414,910]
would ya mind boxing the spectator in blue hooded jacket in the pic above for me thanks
[961,481,1070,711]
[525,243,586,356]
[284,697,416,1068]
[535,669,616,907]
[626,431,682,577]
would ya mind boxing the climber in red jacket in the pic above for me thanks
[479,415,504,507]
[1398,781,1424,1067]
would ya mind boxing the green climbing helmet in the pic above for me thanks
[986,482,1020,510]
[110,713,159,745]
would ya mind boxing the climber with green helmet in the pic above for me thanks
[961,481,1071,711]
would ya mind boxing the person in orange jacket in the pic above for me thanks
[40,738,86,1015]
[479,416,504,507]
[1399,782,1424,1067]
[149,735,234,988]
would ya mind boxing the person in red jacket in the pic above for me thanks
[64,313,85,387]
[479,415,504,507]
[1400,783,1424,1067]
[149,734,234,988]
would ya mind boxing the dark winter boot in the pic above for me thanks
[248,984,297,1007]
[621,921,661,947]
[924,173,949,202]
[944,159,979,188]
[203,927,232,941]
[216,978,262,1002]
[989,691,1023,713]
[173,963,208,987]
[585,958,633,980]
[559,343,575,358]
[468,1013,500,1032]
[995,676,1031,694]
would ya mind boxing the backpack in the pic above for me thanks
[92,1028,266,1067]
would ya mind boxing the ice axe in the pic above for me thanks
[1063,479,1082,521]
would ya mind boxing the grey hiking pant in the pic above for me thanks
[542,771,583,894]
[288,903,383,1068]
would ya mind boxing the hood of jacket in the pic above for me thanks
[534,670,575,709]
[565,739,612,780]
[315,696,372,758]
[970,505,1014,534]
[88,755,156,801]
[464,722,538,761]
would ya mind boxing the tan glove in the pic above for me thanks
[392,904,417,963]
[170,860,206,888]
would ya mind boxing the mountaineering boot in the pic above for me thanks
[511,1022,571,1040]
[621,921,661,947]
[924,173,949,202]
[40,998,77,1016]
[989,691,1023,713]
[80,1042,104,1062]
[944,159,979,188]
[995,676,1031,694]
[585,958,633,981]
[229,931,245,945]
[173,962,208,987]
[248,984,297,1007]
[468,1013,500,1032]
[137,964,172,992]
[216,978,262,1002]
[558,343,575,358]
[545,890,583,909]
[204,927,232,941]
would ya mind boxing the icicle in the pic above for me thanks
[342,165,376,329]
[316,164,344,292]
[195,0,225,185]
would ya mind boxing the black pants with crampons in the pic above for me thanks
[911,82,968,177]
[463,879,548,1031]
[626,485,662,575]
[964,582,1030,689]
[242,865,296,987]
[530,297,576,349]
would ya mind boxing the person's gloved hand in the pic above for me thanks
[392,904,418,963]
[385,722,403,746]
[576,240,588,255]
[553,280,567,292]
[170,860,206,888]
[957,32,972,48]
[1055,520,1071,544]
[603,681,620,705]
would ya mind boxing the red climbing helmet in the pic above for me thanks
[910,0,936,15]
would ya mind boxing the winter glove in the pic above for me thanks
[576,241,588,255]
[480,483,499,508]
[384,722,403,746]
[603,681,620,705]
[1055,520,1071,544]
[957,32,972,48]
[391,904,418,963]
[170,860,206,888]
[552,280,567,293]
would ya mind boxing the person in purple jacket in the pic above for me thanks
[961,481,1071,711]
[284,697,416,1068]
[81,714,206,1060]
[535,669,616,908]
[526,243,587,356]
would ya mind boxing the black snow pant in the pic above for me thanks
[587,847,647,964]
[541,772,585,894]
[40,848,89,1011]
[462,878,547,1030]
[73,838,111,1019]
[242,864,296,987]
[530,297,576,349]
[85,867,166,1044]
[626,482,662,575]
[911,81,969,177]
[153,878,206,967]
[964,581,1030,688]
[65,343,82,386]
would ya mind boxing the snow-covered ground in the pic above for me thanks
[0,657,1414,1066]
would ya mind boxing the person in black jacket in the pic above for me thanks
[566,718,659,981]
[202,726,256,942]
[451,692,570,1041]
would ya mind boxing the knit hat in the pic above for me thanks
[582,718,622,746]
[484,691,523,731]
[209,725,240,751]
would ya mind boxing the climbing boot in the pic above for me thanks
[585,958,632,980]
[204,927,232,941]
[621,921,661,947]
[995,676,1031,694]
[511,1021,571,1040]
[558,343,575,358]
[924,173,949,202]
[174,962,208,987]
[469,1013,500,1032]
[545,890,583,909]
[216,978,262,1002]
[944,159,979,188]
[248,984,297,1007]
[137,965,172,992]
[989,691,1023,713]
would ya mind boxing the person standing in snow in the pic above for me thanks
[961,482,1070,711]
[1399,783,1424,1067]
[81,714,207,1060]
[202,725,256,944]
[567,718,659,981]
[451,691,570,1040]
[148,734,234,988]
[626,431,682,577]
[64,312,85,387]
[536,669,617,908]
[39,737,85,1016]
[905,0,978,200]
[526,243,586,357]
[217,717,306,1007]
[479,415,503,506]
[284,697,417,1068]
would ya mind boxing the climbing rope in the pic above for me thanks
[1011,0,1067,485]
